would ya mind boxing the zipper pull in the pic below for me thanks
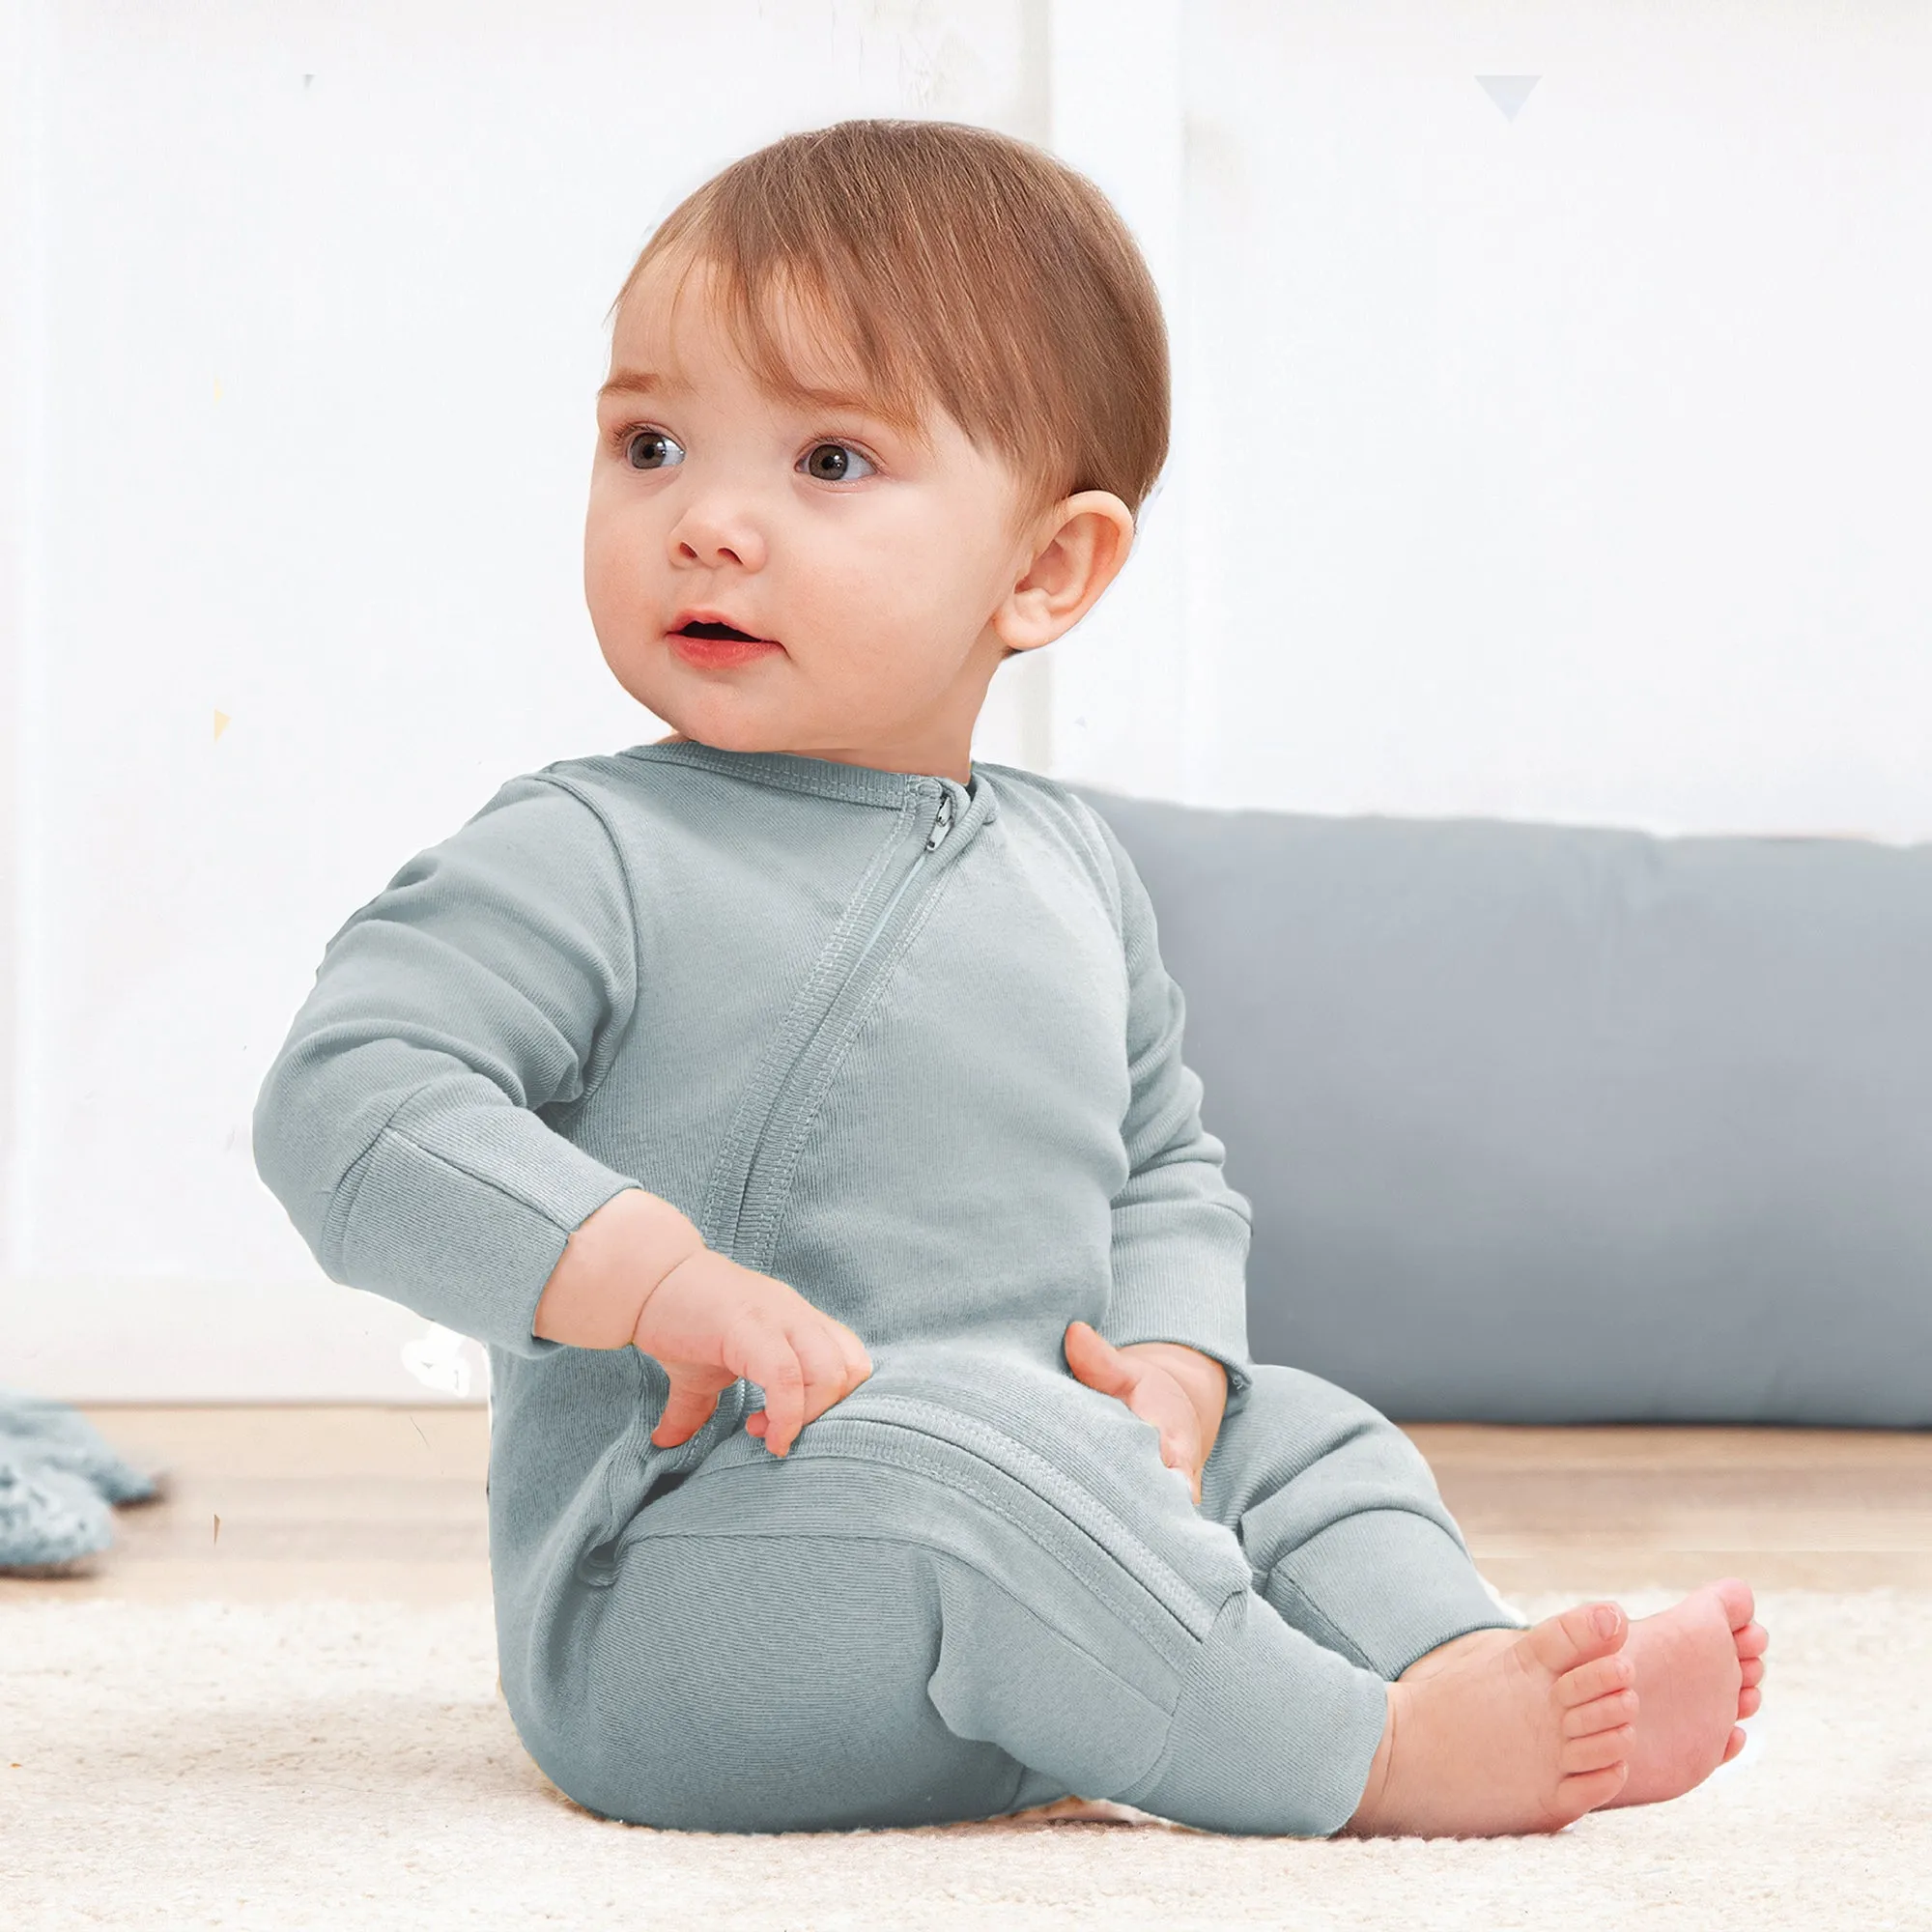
[923,788,955,853]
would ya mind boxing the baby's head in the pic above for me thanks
[584,118,1168,781]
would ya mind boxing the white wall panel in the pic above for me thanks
[1162,0,1932,835]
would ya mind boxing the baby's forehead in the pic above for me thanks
[609,259,929,436]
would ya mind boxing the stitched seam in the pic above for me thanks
[581,789,923,1557]
[747,838,964,1271]
[615,1520,1177,1719]
[696,794,919,1250]
[1112,1194,1251,1228]
[818,1403,1223,1637]
[620,1453,1202,1666]
[380,1122,576,1232]
[937,1557,1176,1721]
[526,772,644,1117]
[1264,1571,1380,1673]
[978,764,1121,922]
[1062,793,1128,939]
[319,1086,423,1278]
[1264,1511,1492,1677]
[841,1426,1208,1644]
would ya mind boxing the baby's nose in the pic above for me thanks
[669,497,767,573]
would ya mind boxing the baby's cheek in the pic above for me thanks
[583,526,650,620]
[802,592,920,681]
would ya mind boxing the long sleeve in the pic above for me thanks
[1084,806,1257,1404]
[252,772,644,1357]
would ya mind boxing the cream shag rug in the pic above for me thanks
[3,1590,1926,1929]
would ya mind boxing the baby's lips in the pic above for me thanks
[668,611,779,644]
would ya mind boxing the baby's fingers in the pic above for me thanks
[1138,1398,1203,1502]
[787,1318,870,1435]
[729,1318,810,1458]
[652,1373,727,1448]
[1160,1431,1203,1503]
[749,1330,866,1456]
[831,1317,874,1394]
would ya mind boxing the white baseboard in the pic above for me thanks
[1,1275,490,1405]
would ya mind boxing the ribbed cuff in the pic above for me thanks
[1118,1588,1391,1836]
[1106,1331,1256,1411]
[324,1100,642,1358]
[1262,1508,1523,1681]
[1103,1208,1254,1403]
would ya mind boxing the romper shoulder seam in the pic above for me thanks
[977,764,1125,939]
[524,767,646,1117]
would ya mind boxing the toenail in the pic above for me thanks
[1592,1605,1619,1638]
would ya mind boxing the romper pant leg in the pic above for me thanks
[1199,1362,1527,1682]
[515,1342,1397,1838]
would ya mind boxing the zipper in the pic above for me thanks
[924,788,954,853]
[765,779,950,1090]
[838,783,954,980]
[722,778,962,1261]
[578,775,969,1587]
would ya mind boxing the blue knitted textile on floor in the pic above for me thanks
[0,1388,161,1573]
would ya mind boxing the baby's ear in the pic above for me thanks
[995,491,1135,653]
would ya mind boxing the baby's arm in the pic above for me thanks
[253,773,649,1358]
[1076,806,1256,1413]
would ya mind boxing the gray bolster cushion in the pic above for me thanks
[1073,787,1932,1427]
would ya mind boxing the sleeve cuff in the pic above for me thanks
[1102,1200,1256,1405]
[323,1094,642,1358]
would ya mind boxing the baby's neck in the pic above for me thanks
[650,729,973,786]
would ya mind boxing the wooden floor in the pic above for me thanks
[4,1406,1929,1602]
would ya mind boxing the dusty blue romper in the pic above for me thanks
[253,741,1515,1833]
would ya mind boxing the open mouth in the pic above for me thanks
[676,619,765,643]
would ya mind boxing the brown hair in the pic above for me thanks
[609,119,1170,530]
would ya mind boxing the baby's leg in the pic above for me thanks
[516,1344,1679,1838]
[522,1344,1402,1836]
[1203,1365,1766,1829]
[536,1527,1042,1831]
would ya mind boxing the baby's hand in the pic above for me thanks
[1063,1321,1226,1504]
[633,1250,872,1458]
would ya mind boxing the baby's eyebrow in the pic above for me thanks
[597,364,916,438]
[598,368,684,402]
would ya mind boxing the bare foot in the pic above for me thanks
[1397,1580,1769,1814]
[1344,1602,1636,1836]
[1601,1578,1767,1807]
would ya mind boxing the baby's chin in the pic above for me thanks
[626,674,802,754]
[629,653,948,769]
[644,704,828,761]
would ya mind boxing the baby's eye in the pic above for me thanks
[625,429,685,470]
[799,441,875,483]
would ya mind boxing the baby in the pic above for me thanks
[254,118,1766,1837]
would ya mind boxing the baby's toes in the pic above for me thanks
[1556,1649,1635,1709]
[1563,1688,1639,1739]
[1734,1620,1770,1661]
[1561,1723,1635,1776]
[1740,1656,1766,1690]
[1524,1602,1629,1680]
[1554,1763,1629,1820]
[1713,1578,1755,1633]
[1721,1725,1747,1763]
[1738,1685,1762,1719]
